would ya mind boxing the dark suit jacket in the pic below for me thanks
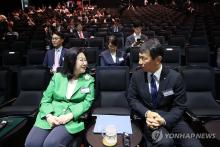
[109,25,123,33]
[125,34,148,49]
[74,31,90,38]
[100,50,125,66]
[43,48,66,69]
[127,66,187,129]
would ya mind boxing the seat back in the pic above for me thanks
[190,36,208,45]
[11,41,26,53]
[162,45,181,69]
[181,67,220,117]
[129,47,140,71]
[67,38,87,48]
[2,51,23,71]
[87,37,105,50]
[13,66,50,107]
[84,47,99,71]
[30,40,46,50]
[185,45,210,66]
[155,36,166,45]
[168,35,186,48]
[0,69,12,104]
[26,50,46,65]
[95,66,130,110]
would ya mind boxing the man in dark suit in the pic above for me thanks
[43,31,66,73]
[127,39,203,147]
[125,22,148,50]
[74,22,90,39]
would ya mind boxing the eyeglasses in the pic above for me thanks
[52,37,61,40]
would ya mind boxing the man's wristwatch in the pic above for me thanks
[145,110,150,118]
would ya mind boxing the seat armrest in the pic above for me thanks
[185,111,200,122]
[0,98,16,108]
[216,99,220,104]
[78,112,89,121]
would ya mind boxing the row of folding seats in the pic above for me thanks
[2,64,218,114]
[1,66,220,146]
[0,43,214,77]
[129,44,211,71]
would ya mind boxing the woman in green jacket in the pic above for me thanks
[25,48,95,147]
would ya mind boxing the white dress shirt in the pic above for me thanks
[110,52,117,63]
[133,33,141,42]
[66,79,78,99]
[52,46,63,72]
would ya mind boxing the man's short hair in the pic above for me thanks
[133,22,143,28]
[53,31,64,39]
[139,38,164,60]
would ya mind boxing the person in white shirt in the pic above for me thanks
[43,31,66,73]
[127,39,203,147]
[125,22,148,50]
[100,35,126,66]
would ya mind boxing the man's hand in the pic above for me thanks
[131,41,141,47]
[155,115,166,126]
[146,111,166,129]
[58,113,73,125]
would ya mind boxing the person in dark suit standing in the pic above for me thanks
[100,35,125,66]
[43,31,66,73]
[74,22,90,39]
[125,22,148,49]
[127,39,203,147]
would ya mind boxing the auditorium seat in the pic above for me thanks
[162,45,181,70]
[92,66,130,116]
[185,45,210,67]
[67,38,87,48]
[0,66,50,117]
[26,50,46,66]
[181,66,220,122]
[87,37,105,50]
[0,68,12,105]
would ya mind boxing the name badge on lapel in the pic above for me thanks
[119,57,124,62]
[162,89,174,97]
[80,87,90,94]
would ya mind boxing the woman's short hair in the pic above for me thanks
[108,35,118,47]
[139,38,164,60]
[60,48,85,80]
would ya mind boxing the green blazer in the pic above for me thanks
[34,72,95,134]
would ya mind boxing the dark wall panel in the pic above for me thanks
[0,0,21,14]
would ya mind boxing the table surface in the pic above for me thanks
[86,123,142,147]
[0,116,27,141]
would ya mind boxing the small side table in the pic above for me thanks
[86,122,142,147]
[0,116,27,142]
